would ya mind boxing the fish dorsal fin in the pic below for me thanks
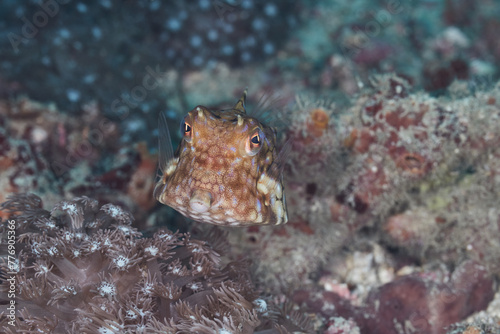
[251,91,288,131]
[233,89,247,114]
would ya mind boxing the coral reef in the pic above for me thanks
[294,260,494,334]
[0,193,314,333]
[224,75,500,332]
[0,98,161,228]
[1,1,500,333]
[2,75,500,333]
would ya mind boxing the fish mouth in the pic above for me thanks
[189,188,213,213]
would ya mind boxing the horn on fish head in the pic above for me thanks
[233,89,247,114]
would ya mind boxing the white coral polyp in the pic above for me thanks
[117,225,133,235]
[62,286,77,295]
[98,281,117,297]
[253,299,267,313]
[188,282,202,291]
[126,309,138,320]
[142,283,154,295]
[145,245,159,256]
[113,255,130,270]
[61,202,78,215]
[107,206,123,218]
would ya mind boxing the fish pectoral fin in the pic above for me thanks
[158,111,174,175]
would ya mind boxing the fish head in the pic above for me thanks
[154,91,288,226]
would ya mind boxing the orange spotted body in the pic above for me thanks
[154,91,288,226]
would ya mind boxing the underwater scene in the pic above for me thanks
[1,0,500,333]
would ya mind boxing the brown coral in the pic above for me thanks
[0,194,263,333]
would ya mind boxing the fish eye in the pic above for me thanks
[182,121,192,141]
[251,133,261,146]
[246,129,263,156]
